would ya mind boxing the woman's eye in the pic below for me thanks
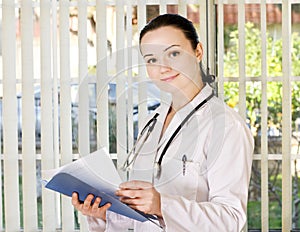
[146,58,157,64]
[169,51,180,58]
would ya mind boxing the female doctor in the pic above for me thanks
[72,14,254,232]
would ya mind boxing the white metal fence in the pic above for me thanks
[0,0,298,231]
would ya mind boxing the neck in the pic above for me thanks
[171,82,205,112]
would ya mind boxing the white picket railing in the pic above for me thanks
[0,0,298,231]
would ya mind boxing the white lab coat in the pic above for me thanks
[87,84,254,232]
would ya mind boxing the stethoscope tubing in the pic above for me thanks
[121,113,159,171]
[157,91,214,166]
[121,91,214,176]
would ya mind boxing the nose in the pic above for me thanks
[159,64,172,73]
[159,58,172,73]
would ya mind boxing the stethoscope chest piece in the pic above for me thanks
[152,162,162,182]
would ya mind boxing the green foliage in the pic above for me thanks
[223,22,300,132]
[247,201,282,229]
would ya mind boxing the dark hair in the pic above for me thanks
[139,14,215,84]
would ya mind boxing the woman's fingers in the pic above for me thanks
[115,180,162,216]
[71,192,82,209]
[116,180,153,199]
[101,202,112,212]
[91,197,101,212]
[71,192,111,221]
[116,189,141,199]
[83,194,94,210]
[119,180,152,190]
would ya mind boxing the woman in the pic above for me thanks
[72,14,254,231]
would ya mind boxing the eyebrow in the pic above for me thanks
[163,44,180,52]
[143,44,180,58]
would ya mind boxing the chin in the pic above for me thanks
[154,82,182,94]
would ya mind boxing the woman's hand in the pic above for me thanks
[115,180,162,218]
[71,192,111,221]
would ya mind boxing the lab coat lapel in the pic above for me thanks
[157,105,191,150]
[157,84,214,154]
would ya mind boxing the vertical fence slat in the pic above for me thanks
[207,0,216,81]
[40,0,57,231]
[199,1,207,65]
[0,92,2,230]
[217,2,224,100]
[236,3,251,231]
[260,1,269,231]
[96,0,109,151]
[59,0,74,231]
[52,0,60,176]
[116,0,127,166]
[78,1,90,231]
[178,0,187,17]
[51,1,61,228]
[2,0,20,231]
[282,1,292,231]
[0,74,2,231]
[137,2,148,131]
[158,0,171,106]
[21,0,38,230]
[78,0,90,158]
[126,0,134,150]
[160,0,167,14]
[237,1,246,119]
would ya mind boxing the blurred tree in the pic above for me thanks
[223,22,300,132]
[223,21,300,229]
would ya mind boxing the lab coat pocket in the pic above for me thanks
[157,157,201,200]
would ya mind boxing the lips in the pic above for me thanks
[161,74,179,82]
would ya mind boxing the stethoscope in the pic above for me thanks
[120,91,214,182]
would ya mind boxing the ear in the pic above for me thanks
[195,42,203,61]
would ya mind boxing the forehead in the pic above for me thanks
[140,26,190,51]
[141,26,189,45]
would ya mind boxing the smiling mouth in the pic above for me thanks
[161,74,179,82]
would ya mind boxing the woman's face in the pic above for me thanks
[140,26,203,94]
